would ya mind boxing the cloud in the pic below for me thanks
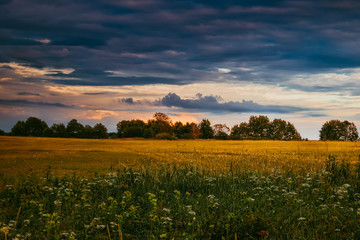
[217,68,231,73]
[0,99,75,108]
[0,62,74,78]
[119,98,135,104]
[32,38,51,44]
[82,92,107,95]
[157,93,309,114]
[17,92,41,96]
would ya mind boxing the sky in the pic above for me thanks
[1,0,360,139]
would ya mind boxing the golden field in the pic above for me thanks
[0,136,360,176]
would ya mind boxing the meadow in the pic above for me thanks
[1,136,360,239]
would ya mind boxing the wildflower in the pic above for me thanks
[189,210,196,216]
[208,195,215,200]
[163,217,172,223]
[96,225,106,229]
[163,208,171,213]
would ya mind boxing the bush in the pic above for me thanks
[155,132,178,140]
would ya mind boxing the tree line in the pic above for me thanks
[0,113,358,141]
[5,117,108,139]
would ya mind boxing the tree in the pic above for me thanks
[82,125,94,138]
[248,115,270,139]
[284,122,302,140]
[189,122,200,139]
[24,117,48,136]
[173,121,185,138]
[11,121,26,136]
[231,122,250,140]
[50,123,68,138]
[117,120,146,138]
[199,119,214,139]
[342,121,358,141]
[66,119,84,138]
[0,129,6,136]
[147,112,173,136]
[213,124,230,140]
[93,123,108,139]
[268,119,287,140]
[320,120,358,141]
[231,117,301,141]
[173,122,200,139]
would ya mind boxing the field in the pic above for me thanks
[1,136,360,239]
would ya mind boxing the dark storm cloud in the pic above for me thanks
[0,99,75,108]
[82,92,107,95]
[17,92,41,96]
[1,0,360,88]
[157,93,308,114]
[119,98,135,104]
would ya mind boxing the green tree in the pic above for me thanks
[147,112,173,136]
[117,120,146,138]
[199,119,214,139]
[248,115,270,139]
[11,120,26,136]
[50,123,68,138]
[230,122,250,140]
[213,124,230,140]
[82,125,94,138]
[24,117,48,137]
[342,121,358,141]
[173,122,200,139]
[320,120,358,141]
[66,119,84,138]
[93,123,108,139]
[0,129,6,136]
[284,122,302,140]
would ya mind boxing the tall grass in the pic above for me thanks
[1,156,360,239]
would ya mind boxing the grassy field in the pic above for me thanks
[1,136,360,239]
[1,136,360,176]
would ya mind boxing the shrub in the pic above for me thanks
[155,132,178,140]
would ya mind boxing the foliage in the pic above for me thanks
[230,122,250,140]
[10,117,48,137]
[116,120,146,138]
[199,119,214,139]
[0,129,6,136]
[66,119,85,138]
[320,120,359,141]
[155,132,178,140]
[147,112,173,136]
[231,116,301,140]
[11,121,26,136]
[49,123,68,138]
[248,115,271,139]
[213,124,230,140]
[92,123,108,139]
[173,122,200,139]
[2,161,360,239]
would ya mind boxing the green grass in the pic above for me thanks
[1,160,360,239]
